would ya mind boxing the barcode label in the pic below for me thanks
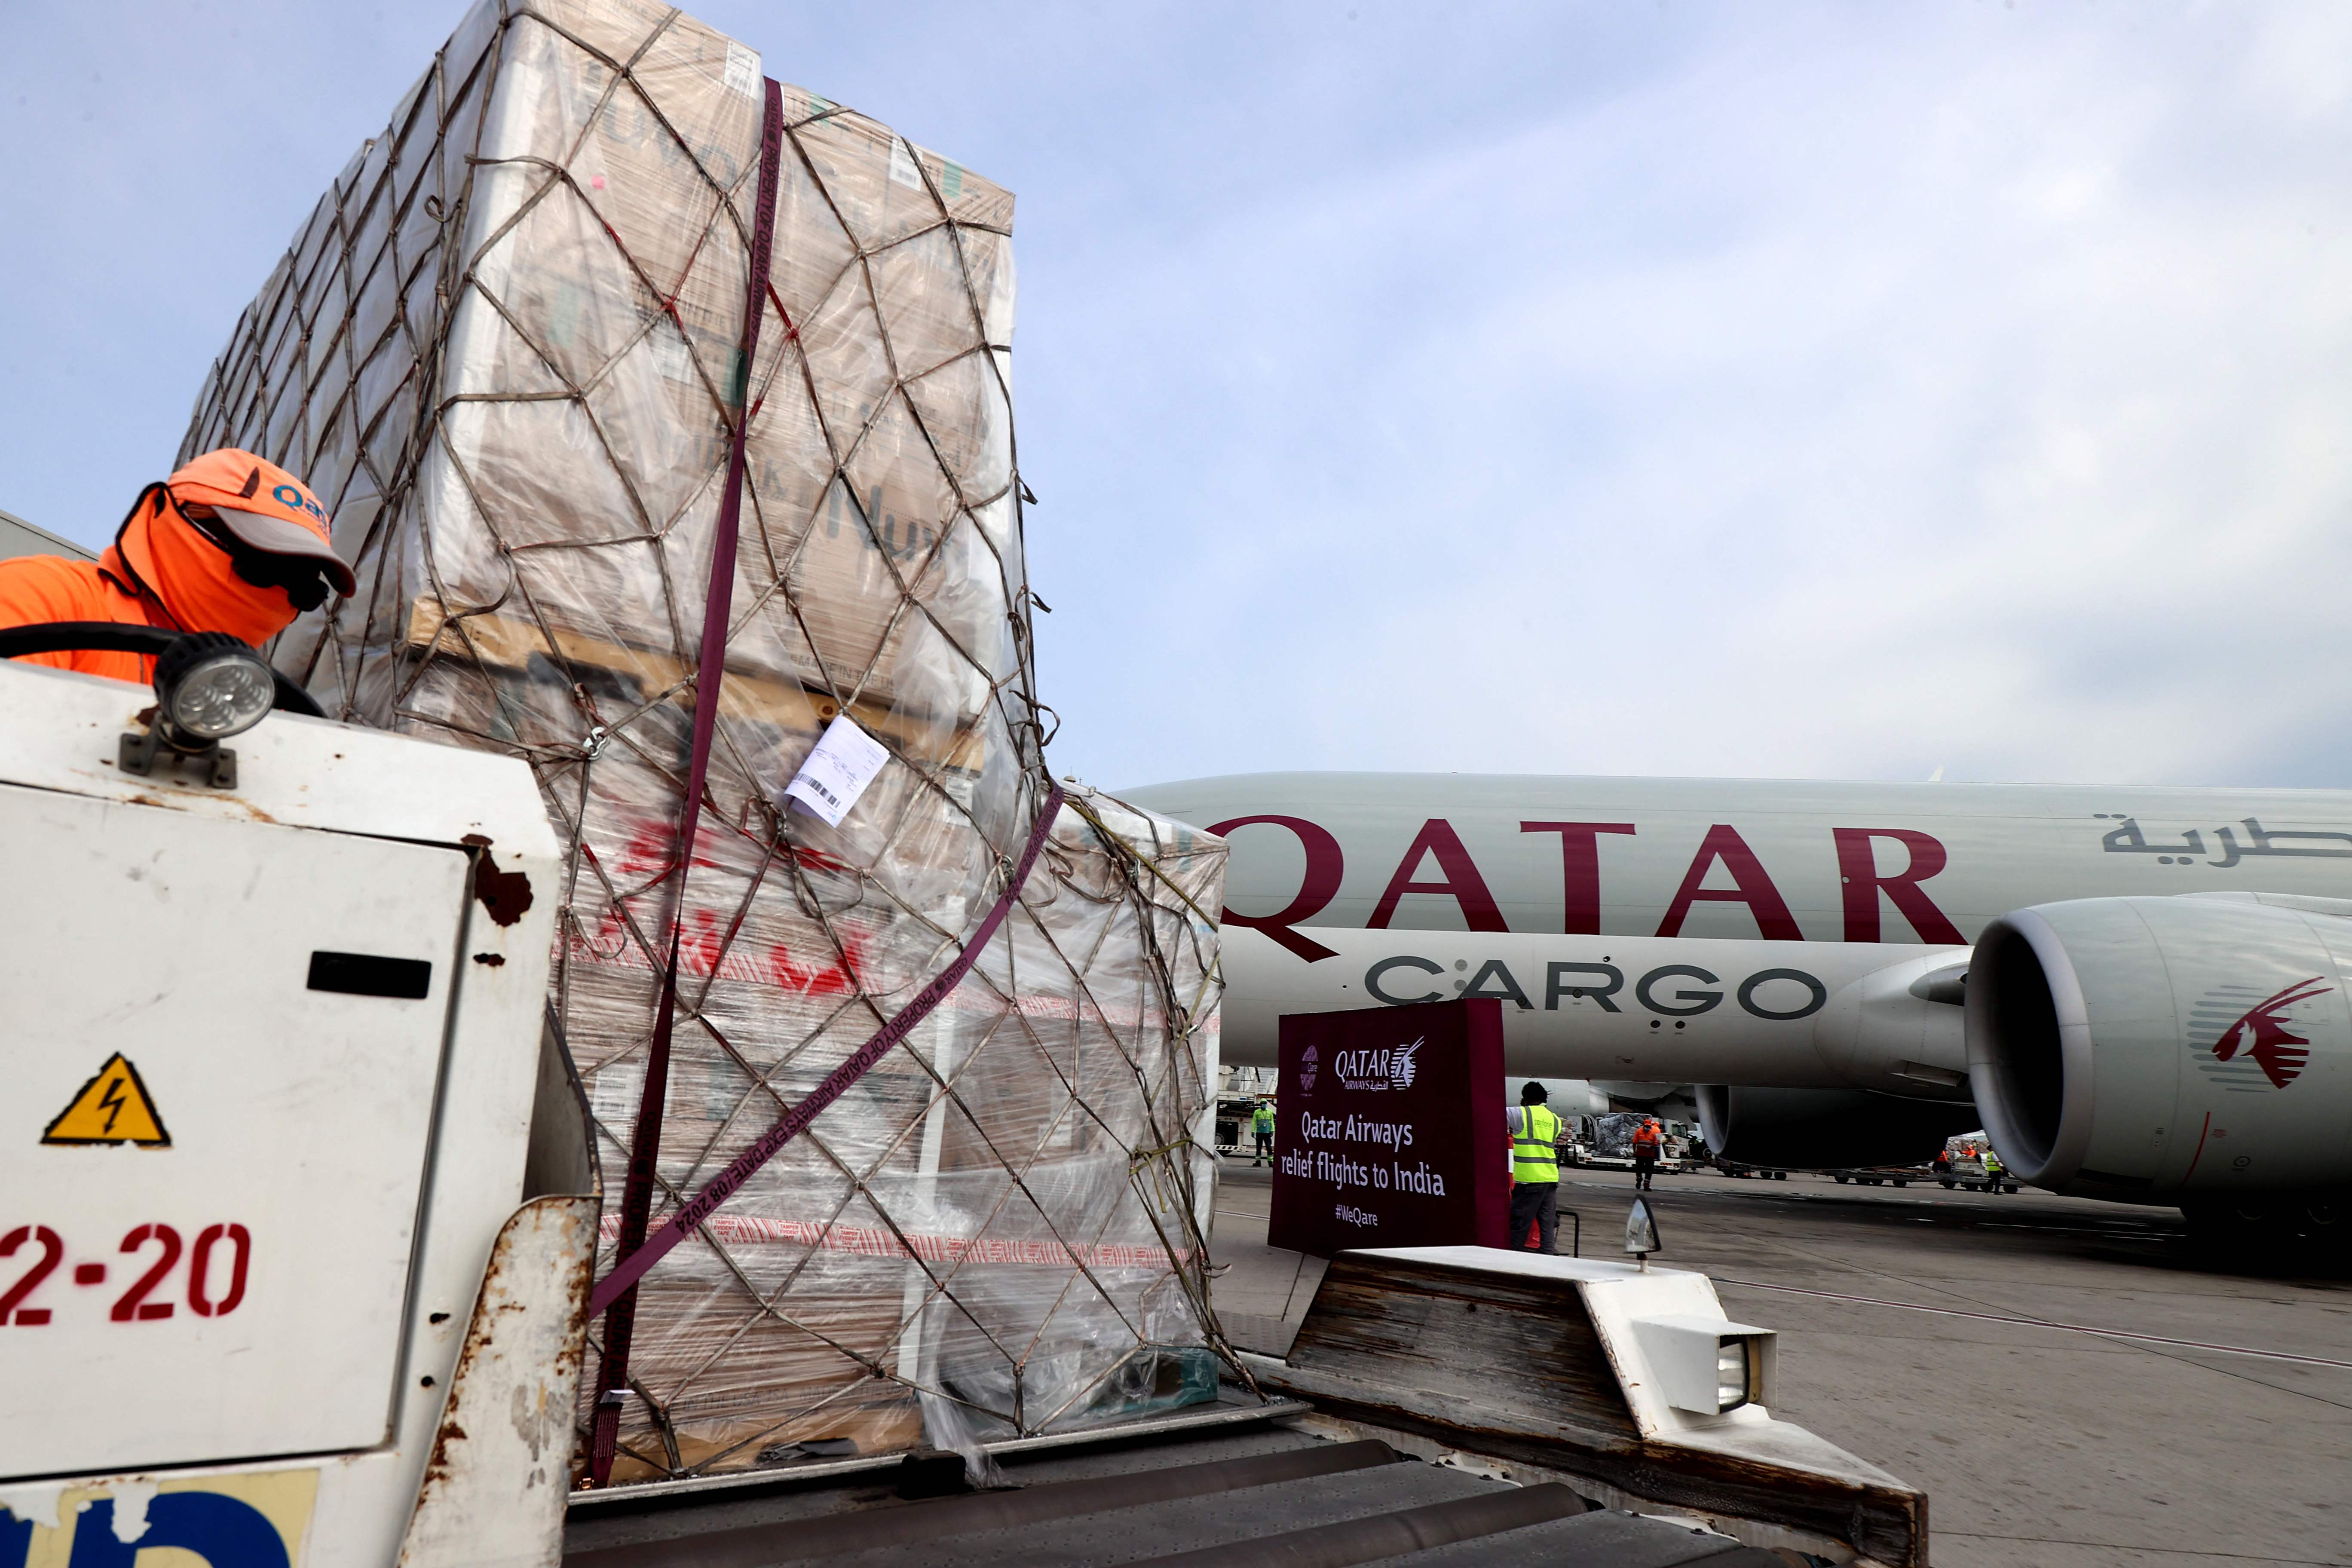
[781,715,889,827]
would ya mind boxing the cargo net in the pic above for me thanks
[178,0,1232,1482]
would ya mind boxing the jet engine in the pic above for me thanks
[1695,945,1985,1168]
[1968,892,2352,1239]
[1696,1085,1981,1169]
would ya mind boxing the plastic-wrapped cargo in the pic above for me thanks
[177,0,1229,1482]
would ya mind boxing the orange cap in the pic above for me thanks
[165,449,355,597]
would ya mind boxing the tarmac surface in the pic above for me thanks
[1207,1157,2352,1568]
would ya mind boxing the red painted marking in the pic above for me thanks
[1520,822,1636,934]
[574,906,870,994]
[0,1226,62,1326]
[188,1224,250,1318]
[112,1224,181,1323]
[74,1263,105,1285]
[1207,815,1344,962]
[588,783,1069,1321]
[2180,1111,2214,1181]
[1656,824,1803,940]
[1367,818,1509,934]
[1833,828,1965,943]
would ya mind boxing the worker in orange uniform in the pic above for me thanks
[0,449,354,683]
[1630,1116,1663,1191]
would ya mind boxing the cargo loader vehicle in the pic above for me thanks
[0,638,1927,1565]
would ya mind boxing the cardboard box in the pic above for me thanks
[179,0,1224,1484]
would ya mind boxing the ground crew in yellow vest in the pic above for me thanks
[1507,1081,1563,1253]
[1251,1097,1276,1166]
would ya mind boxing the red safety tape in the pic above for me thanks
[586,779,1065,1320]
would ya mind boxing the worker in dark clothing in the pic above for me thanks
[1507,1082,1563,1253]
[1630,1117,1663,1191]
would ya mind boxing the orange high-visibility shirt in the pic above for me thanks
[0,551,169,685]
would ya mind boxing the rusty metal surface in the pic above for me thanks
[461,834,538,928]
[398,1194,598,1568]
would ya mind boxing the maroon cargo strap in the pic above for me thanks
[585,778,1066,1322]
[588,77,787,1486]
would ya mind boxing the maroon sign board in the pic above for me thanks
[1267,998,1509,1258]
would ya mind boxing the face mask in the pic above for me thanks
[181,507,334,612]
[117,487,307,645]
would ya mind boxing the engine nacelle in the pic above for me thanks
[1697,1085,1982,1169]
[1968,892,2352,1204]
[1810,947,1974,1099]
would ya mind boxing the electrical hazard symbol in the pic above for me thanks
[41,1054,171,1147]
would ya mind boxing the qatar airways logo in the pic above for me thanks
[1207,814,1967,960]
[2190,978,2334,1090]
[1296,1044,1319,1095]
[1333,1038,1421,1093]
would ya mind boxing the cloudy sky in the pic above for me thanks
[6,2,2352,791]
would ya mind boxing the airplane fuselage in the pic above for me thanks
[1121,773,2352,1087]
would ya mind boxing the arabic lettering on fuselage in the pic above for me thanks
[2097,816,2352,869]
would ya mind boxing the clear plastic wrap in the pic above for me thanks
[177,0,1227,1484]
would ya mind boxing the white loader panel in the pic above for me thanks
[0,784,469,1476]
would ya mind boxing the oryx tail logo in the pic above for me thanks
[1296,1044,1319,1095]
[2214,978,2329,1087]
[1335,1036,1423,1092]
[2190,977,2331,1090]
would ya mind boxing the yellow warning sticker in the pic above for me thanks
[41,1054,170,1147]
